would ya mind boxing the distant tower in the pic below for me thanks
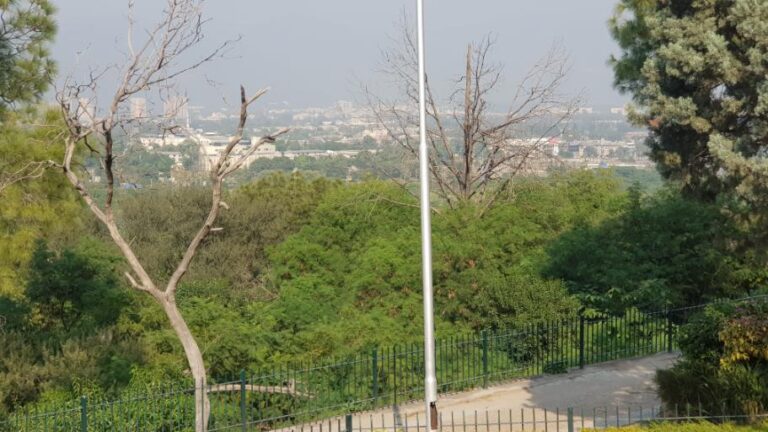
[130,97,148,119]
[164,95,190,128]
[337,100,353,119]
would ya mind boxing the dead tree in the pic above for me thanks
[368,23,581,214]
[44,2,286,431]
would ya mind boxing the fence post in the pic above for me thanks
[482,330,489,388]
[371,348,379,404]
[567,407,574,432]
[346,414,353,432]
[666,310,673,353]
[240,370,247,432]
[578,314,585,369]
[80,396,88,432]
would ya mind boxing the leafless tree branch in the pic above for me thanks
[48,2,285,431]
[366,16,581,213]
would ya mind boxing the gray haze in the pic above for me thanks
[51,1,628,110]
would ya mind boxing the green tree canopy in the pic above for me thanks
[0,111,83,298]
[25,238,128,331]
[546,189,746,312]
[0,0,56,115]
[264,171,625,359]
[117,173,337,290]
[610,0,768,202]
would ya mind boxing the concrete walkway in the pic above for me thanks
[283,353,679,432]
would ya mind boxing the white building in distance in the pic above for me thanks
[130,97,148,119]
[139,134,187,149]
[164,96,190,128]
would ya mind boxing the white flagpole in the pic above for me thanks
[415,0,438,431]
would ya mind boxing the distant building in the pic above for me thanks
[139,135,187,149]
[164,95,190,128]
[625,131,648,142]
[361,128,390,144]
[610,107,627,116]
[250,139,281,159]
[130,97,148,119]
[547,137,561,156]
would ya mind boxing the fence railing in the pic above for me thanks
[330,405,768,432]
[2,295,764,432]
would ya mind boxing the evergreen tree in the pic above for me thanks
[611,0,768,202]
[0,0,56,115]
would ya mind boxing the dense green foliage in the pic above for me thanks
[241,147,413,182]
[656,300,768,418]
[611,0,766,198]
[3,163,762,416]
[547,189,748,312]
[1,168,670,414]
[0,0,56,115]
[611,4,768,418]
[118,173,337,289]
[0,112,83,298]
[611,0,768,259]
[25,238,128,331]
[613,167,664,192]
[0,237,137,412]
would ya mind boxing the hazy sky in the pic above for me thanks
[51,1,628,110]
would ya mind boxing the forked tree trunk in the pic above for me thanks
[162,296,210,431]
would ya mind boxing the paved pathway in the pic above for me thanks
[283,353,679,432]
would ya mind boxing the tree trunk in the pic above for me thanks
[162,296,210,432]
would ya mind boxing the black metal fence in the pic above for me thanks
[329,405,768,432]
[3,296,764,431]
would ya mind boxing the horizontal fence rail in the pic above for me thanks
[2,295,766,431]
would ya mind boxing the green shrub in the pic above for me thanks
[657,300,768,418]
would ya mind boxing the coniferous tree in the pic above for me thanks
[611,0,768,200]
[0,0,56,115]
[611,0,768,255]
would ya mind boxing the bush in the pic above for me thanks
[657,300,768,418]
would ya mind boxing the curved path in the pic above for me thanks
[284,353,679,432]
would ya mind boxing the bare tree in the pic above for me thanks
[367,21,581,214]
[10,1,289,431]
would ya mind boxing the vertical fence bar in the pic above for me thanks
[393,345,398,405]
[578,315,585,369]
[372,348,379,405]
[240,370,247,432]
[482,330,489,388]
[666,310,673,353]
[80,396,88,432]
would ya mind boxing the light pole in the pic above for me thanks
[415,0,438,431]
